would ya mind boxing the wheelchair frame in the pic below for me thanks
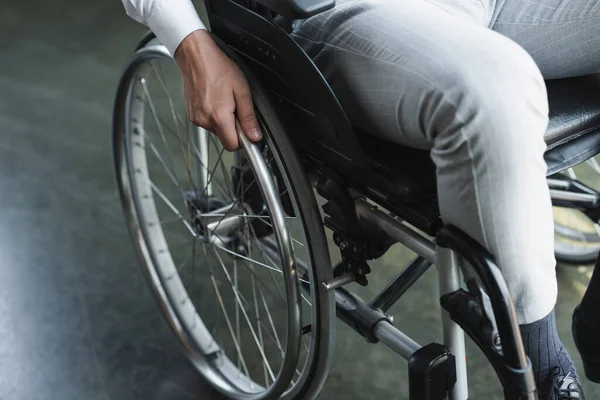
[201,2,538,398]
[129,1,600,398]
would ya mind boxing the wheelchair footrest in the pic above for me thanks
[408,343,456,400]
[441,289,537,400]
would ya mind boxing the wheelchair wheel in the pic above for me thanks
[113,38,334,399]
[554,163,600,265]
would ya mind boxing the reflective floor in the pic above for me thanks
[0,1,598,399]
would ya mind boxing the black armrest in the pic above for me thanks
[253,0,335,19]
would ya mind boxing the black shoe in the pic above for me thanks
[572,305,600,383]
[547,368,585,400]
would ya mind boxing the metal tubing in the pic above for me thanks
[374,320,421,361]
[206,202,243,216]
[549,189,598,204]
[206,215,244,236]
[547,178,570,190]
[437,226,528,371]
[237,125,302,397]
[323,274,356,291]
[195,126,212,196]
[203,203,245,236]
[355,198,437,263]
[437,246,469,400]
[370,256,432,312]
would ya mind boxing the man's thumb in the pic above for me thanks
[234,90,262,142]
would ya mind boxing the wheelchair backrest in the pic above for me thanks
[206,0,368,177]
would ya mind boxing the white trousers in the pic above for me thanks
[293,0,600,323]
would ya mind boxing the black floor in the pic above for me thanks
[1,1,598,399]
[0,2,219,399]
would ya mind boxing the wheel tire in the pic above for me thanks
[113,37,335,400]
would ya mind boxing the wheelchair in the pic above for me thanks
[112,0,600,398]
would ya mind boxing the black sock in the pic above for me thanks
[578,256,600,321]
[519,310,578,398]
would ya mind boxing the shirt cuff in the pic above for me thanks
[146,0,206,56]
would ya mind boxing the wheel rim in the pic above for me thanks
[554,164,600,264]
[117,43,322,399]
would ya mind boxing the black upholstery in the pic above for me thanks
[250,0,335,19]
[544,75,600,174]
[361,73,600,204]
[358,132,437,202]
[546,74,600,149]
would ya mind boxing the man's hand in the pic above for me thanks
[174,29,262,151]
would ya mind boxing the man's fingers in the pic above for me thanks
[234,88,262,142]
[213,111,239,151]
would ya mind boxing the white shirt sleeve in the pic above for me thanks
[122,0,206,55]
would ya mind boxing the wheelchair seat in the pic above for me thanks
[205,0,600,234]
[360,73,600,203]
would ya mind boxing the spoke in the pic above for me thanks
[154,113,199,198]
[202,147,226,199]
[244,233,311,288]
[165,248,194,281]
[156,117,232,201]
[261,246,312,307]
[245,221,289,306]
[208,132,235,200]
[227,185,303,248]
[210,274,251,379]
[139,77,229,202]
[150,62,186,140]
[149,179,196,237]
[141,79,181,191]
[140,117,227,213]
[210,247,277,382]
[177,249,194,273]
[190,136,231,200]
[253,217,304,248]
[158,215,184,226]
[246,197,312,354]
[246,226,270,385]
[260,290,284,356]
[205,178,258,236]
[201,245,253,310]
[245,221,311,305]
[567,167,578,180]
[200,244,223,353]
[254,289,303,385]
[234,257,241,371]
[191,235,198,308]
[198,213,297,221]
[213,244,283,274]
[233,256,288,308]
[207,245,288,346]
[251,270,269,386]
[201,244,300,378]
[147,65,199,197]
[247,225,312,306]
[141,129,185,194]
[301,334,310,358]
[214,242,311,292]
[217,233,287,307]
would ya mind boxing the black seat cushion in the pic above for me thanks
[357,132,437,201]
[545,74,600,149]
[360,73,600,203]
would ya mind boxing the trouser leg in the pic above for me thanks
[293,0,555,324]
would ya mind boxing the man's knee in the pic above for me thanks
[427,35,549,149]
